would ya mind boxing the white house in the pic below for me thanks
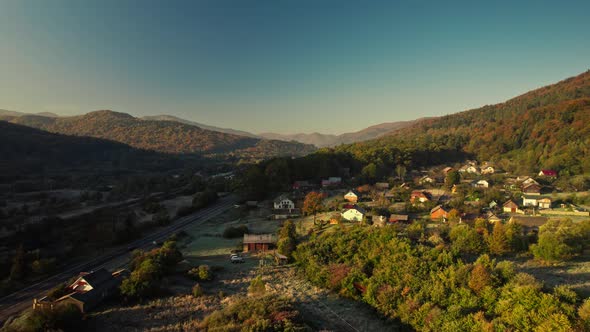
[522,195,540,207]
[273,195,295,210]
[342,206,365,222]
[472,180,489,188]
[460,165,479,174]
[419,176,436,184]
[481,166,495,175]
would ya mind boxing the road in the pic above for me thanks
[0,195,238,323]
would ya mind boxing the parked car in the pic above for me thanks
[231,256,245,263]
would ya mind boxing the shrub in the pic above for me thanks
[248,275,266,296]
[192,283,204,298]
[188,265,213,281]
[200,294,307,330]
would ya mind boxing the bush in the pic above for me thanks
[192,283,204,298]
[188,265,213,281]
[4,303,84,332]
[200,294,307,331]
[222,225,249,239]
[248,275,266,296]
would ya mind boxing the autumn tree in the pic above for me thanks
[468,263,492,295]
[303,191,325,225]
[486,221,510,255]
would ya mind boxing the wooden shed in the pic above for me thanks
[243,234,277,252]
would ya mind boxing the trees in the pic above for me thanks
[445,170,460,188]
[293,226,587,330]
[121,240,183,300]
[449,224,484,254]
[277,220,297,260]
[530,219,590,262]
[486,222,510,255]
[303,192,325,225]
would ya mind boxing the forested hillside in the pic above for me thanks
[2,110,315,159]
[0,121,188,178]
[337,70,590,175]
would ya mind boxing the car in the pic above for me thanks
[231,256,245,263]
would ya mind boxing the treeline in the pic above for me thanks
[237,147,471,200]
[294,226,590,331]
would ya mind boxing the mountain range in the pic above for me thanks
[0,110,315,159]
[259,120,426,147]
[0,109,423,148]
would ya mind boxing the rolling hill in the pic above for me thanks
[0,121,187,177]
[141,114,258,138]
[1,110,316,159]
[336,70,590,175]
[259,119,426,147]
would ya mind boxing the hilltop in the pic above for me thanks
[1,110,316,159]
[336,70,590,175]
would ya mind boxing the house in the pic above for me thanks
[292,180,314,191]
[489,201,498,209]
[442,167,453,175]
[538,170,558,177]
[388,214,409,223]
[522,183,542,195]
[372,215,387,227]
[508,216,548,233]
[521,177,540,186]
[459,165,479,174]
[34,268,127,313]
[430,205,448,221]
[522,195,540,207]
[410,191,431,204]
[481,166,495,175]
[341,206,366,222]
[375,182,390,190]
[344,190,359,203]
[486,211,502,223]
[503,200,518,213]
[243,234,277,252]
[273,195,295,211]
[322,177,342,188]
[472,180,489,188]
[538,197,552,209]
[419,176,436,185]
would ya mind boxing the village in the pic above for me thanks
[10,159,588,328]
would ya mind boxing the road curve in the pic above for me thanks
[0,195,238,323]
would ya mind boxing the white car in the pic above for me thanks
[231,255,245,263]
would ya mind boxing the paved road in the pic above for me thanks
[0,195,238,322]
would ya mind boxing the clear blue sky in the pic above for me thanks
[1,0,589,134]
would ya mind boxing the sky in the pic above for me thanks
[0,1,589,135]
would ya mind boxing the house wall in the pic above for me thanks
[342,210,363,222]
